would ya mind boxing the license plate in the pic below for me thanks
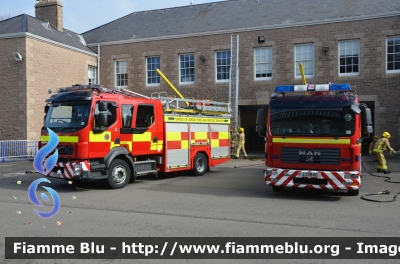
[50,170,64,178]
[299,172,319,177]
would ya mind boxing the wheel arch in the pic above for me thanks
[105,147,134,172]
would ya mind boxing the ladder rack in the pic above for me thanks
[113,88,150,99]
[55,85,230,117]
[151,92,231,116]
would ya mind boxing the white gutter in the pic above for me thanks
[86,11,400,47]
[0,32,97,57]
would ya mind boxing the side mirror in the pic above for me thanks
[256,109,265,136]
[255,125,264,133]
[360,104,373,138]
[98,102,108,112]
[256,109,264,125]
[97,113,108,127]
[93,113,108,133]
[44,105,50,114]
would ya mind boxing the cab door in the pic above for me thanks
[131,102,163,157]
[89,100,118,158]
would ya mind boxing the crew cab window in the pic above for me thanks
[136,105,154,128]
[121,104,134,128]
[94,101,117,127]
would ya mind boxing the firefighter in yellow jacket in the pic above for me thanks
[230,128,238,158]
[373,132,395,174]
[369,135,378,162]
[235,127,247,159]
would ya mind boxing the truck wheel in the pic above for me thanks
[107,159,131,189]
[347,189,359,196]
[272,186,284,192]
[193,153,208,176]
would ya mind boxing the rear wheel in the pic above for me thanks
[193,153,208,176]
[107,159,131,189]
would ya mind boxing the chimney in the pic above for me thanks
[35,0,63,32]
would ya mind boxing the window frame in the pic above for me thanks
[146,56,161,86]
[338,39,360,76]
[115,60,128,88]
[386,35,400,73]
[254,47,273,80]
[294,43,314,79]
[215,50,231,82]
[179,53,195,84]
[88,66,97,85]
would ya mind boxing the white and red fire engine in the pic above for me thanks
[39,75,231,189]
[256,83,373,196]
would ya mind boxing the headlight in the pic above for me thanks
[74,164,82,176]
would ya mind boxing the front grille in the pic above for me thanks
[293,178,328,185]
[281,148,340,165]
[57,145,74,155]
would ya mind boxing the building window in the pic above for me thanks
[88,66,97,85]
[115,60,128,87]
[295,44,314,78]
[216,50,231,81]
[254,47,272,80]
[146,56,160,86]
[339,40,360,75]
[387,36,400,73]
[180,54,195,84]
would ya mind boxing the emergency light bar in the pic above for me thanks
[275,83,351,93]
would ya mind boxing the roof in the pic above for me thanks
[82,0,400,45]
[0,14,95,54]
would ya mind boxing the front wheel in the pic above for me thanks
[272,186,284,192]
[193,153,208,176]
[107,159,131,189]
[347,189,359,196]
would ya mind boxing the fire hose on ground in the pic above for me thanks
[360,151,400,202]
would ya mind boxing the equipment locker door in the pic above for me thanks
[165,123,189,169]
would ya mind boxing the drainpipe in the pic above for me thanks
[97,44,101,84]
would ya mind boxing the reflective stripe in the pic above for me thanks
[89,131,111,142]
[150,140,163,151]
[133,132,151,142]
[120,141,132,152]
[272,138,350,144]
[165,116,230,124]
[40,135,79,143]
[167,132,183,141]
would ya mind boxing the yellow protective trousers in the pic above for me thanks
[374,151,387,170]
[236,143,247,157]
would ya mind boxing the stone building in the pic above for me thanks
[0,0,98,140]
[1,0,399,150]
[82,0,400,149]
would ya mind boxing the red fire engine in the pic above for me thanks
[256,83,373,196]
[39,78,231,189]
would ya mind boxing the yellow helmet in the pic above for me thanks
[239,127,244,132]
[372,136,378,139]
[382,132,391,138]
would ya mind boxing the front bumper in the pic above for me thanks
[264,168,361,191]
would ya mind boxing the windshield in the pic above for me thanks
[45,101,91,132]
[270,108,355,137]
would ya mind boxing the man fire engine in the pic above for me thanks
[256,83,373,196]
[39,76,231,189]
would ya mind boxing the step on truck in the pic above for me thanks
[256,83,373,196]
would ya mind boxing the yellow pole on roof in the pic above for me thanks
[299,63,307,85]
[156,69,189,106]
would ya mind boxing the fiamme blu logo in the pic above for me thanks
[29,128,61,219]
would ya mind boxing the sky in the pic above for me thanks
[0,0,225,33]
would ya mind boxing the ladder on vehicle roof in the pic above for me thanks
[112,87,231,116]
